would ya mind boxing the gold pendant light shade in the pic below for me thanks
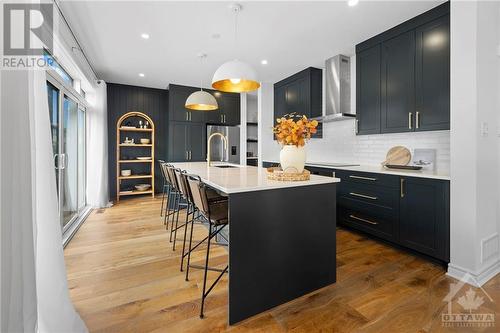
[185,90,218,111]
[211,59,260,93]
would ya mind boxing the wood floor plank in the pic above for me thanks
[64,196,499,332]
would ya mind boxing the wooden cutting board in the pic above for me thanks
[382,146,411,166]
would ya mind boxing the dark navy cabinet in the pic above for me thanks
[356,2,449,135]
[168,122,206,162]
[335,169,450,263]
[356,45,382,135]
[399,177,449,261]
[381,30,415,133]
[415,15,450,131]
[273,67,323,138]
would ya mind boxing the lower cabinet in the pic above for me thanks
[168,122,206,162]
[399,177,449,261]
[335,169,450,263]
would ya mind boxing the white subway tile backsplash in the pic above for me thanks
[305,121,450,173]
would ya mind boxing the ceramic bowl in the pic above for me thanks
[135,184,151,191]
[121,169,132,177]
[140,138,150,144]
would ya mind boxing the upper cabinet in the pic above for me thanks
[356,45,382,135]
[274,67,323,138]
[415,15,450,131]
[356,2,449,135]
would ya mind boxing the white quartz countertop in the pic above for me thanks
[306,162,450,180]
[170,162,340,194]
[266,160,450,180]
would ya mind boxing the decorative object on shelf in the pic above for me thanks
[412,148,436,171]
[186,54,218,111]
[134,184,151,191]
[381,146,411,166]
[211,4,260,93]
[273,113,318,173]
[385,164,423,170]
[116,111,155,201]
[266,167,311,181]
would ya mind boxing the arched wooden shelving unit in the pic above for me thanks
[116,111,155,201]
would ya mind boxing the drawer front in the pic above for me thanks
[338,206,396,241]
[334,169,399,188]
[338,181,399,210]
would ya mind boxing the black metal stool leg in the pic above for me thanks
[185,212,196,281]
[170,192,180,243]
[172,197,183,251]
[180,202,192,271]
[200,223,212,319]
[160,180,166,217]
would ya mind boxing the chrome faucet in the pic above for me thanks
[207,132,228,167]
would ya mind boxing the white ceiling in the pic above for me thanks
[61,0,444,89]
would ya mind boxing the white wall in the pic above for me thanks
[448,0,500,286]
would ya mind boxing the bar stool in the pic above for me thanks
[158,160,169,217]
[162,164,178,230]
[165,165,187,235]
[186,175,229,319]
[176,171,226,272]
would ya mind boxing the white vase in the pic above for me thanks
[280,145,306,173]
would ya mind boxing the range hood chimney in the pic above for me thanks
[313,54,355,122]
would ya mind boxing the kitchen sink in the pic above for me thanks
[214,165,238,168]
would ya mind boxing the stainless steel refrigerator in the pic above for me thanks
[206,125,240,164]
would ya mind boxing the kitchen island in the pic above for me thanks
[170,162,339,324]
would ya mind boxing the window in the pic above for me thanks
[44,49,74,86]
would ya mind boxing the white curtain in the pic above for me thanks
[86,80,110,208]
[0,69,87,332]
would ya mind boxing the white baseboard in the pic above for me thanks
[447,260,500,287]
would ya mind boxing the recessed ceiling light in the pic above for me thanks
[261,59,268,65]
[141,33,150,39]
[212,33,221,39]
[348,0,359,6]
[138,73,145,77]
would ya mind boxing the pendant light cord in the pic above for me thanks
[234,8,239,55]
[200,55,203,91]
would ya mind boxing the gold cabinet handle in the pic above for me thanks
[349,214,379,225]
[349,192,378,200]
[189,151,192,160]
[185,151,188,160]
[408,112,413,129]
[356,119,359,134]
[416,111,420,129]
[349,175,377,181]
[186,112,189,121]
[400,178,405,198]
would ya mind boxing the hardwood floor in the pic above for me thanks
[65,196,499,332]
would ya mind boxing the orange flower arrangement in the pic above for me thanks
[273,113,319,147]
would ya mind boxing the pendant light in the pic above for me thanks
[185,54,218,111]
[212,4,260,93]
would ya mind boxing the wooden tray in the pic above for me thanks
[266,167,310,181]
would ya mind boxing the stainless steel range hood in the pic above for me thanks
[313,54,355,122]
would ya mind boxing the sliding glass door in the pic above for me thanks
[62,95,79,228]
[46,73,87,235]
